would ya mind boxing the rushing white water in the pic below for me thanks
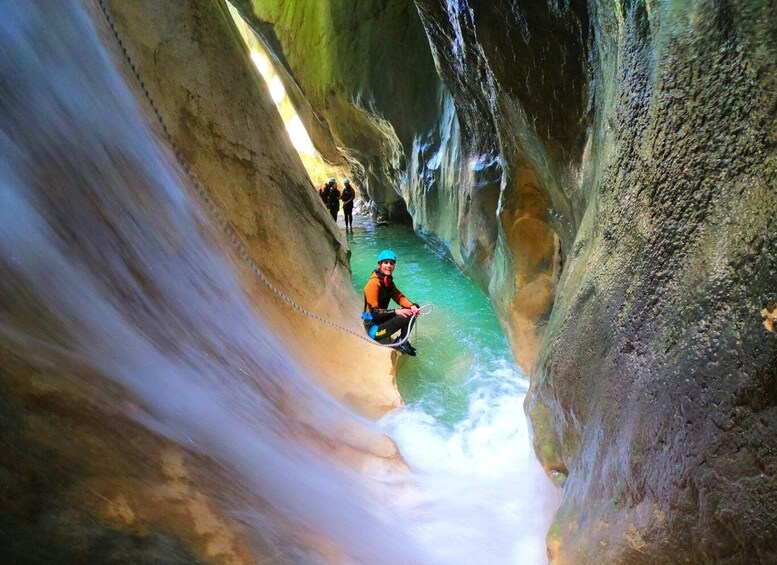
[0,2,555,563]
[382,378,557,563]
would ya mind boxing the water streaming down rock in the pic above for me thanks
[0,3,554,563]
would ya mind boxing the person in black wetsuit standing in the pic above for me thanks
[327,179,340,222]
[341,178,355,230]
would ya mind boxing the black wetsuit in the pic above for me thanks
[341,185,354,228]
[327,186,340,221]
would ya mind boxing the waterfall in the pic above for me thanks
[0,2,554,563]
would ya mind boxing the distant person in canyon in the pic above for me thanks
[341,178,355,230]
[327,179,341,221]
[318,177,334,203]
[317,177,341,222]
[362,250,420,356]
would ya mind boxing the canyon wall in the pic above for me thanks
[242,0,777,561]
[529,1,777,561]
[412,0,590,376]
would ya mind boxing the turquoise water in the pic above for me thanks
[345,215,528,426]
[343,215,555,563]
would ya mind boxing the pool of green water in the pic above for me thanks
[345,216,527,426]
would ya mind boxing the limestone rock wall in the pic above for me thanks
[527,1,777,561]
[417,0,777,560]
[412,0,590,372]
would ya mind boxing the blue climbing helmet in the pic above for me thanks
[377,249,397,263]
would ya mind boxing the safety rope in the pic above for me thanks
[97,0,423,350]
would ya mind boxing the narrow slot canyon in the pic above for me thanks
[0,1,775,564]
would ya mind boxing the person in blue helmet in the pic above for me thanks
[362,250,420,356]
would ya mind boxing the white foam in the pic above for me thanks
[379,367,557,564]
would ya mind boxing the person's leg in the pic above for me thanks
[345,205,353,228]
[371,315,416,355]
[371,314,411,343]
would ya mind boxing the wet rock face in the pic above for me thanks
[528,1,777,561]
[416,0,589,162]
[412,0,590,370]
